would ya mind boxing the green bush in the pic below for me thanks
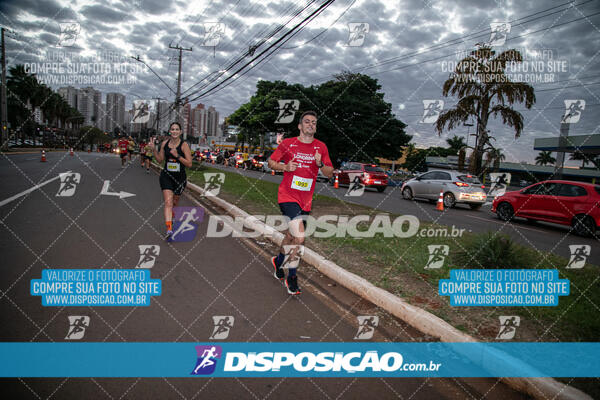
[453,232,530,268]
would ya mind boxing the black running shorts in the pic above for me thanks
[279,202,309,228]
[159,170,187,195]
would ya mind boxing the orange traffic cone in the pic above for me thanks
[41,150,46,162]
[334,175,339,189]
[235,162,238,169]
[69,148,73,156]
[436,191,444,211]
[271,169,275,176]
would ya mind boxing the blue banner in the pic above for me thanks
[0,342,597,377]
[30,269,162,306]
[439,269,569,306]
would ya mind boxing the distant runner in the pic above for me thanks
[267,111,334,295]
[117,135,129,168]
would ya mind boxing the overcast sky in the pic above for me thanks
[1,0,599,165]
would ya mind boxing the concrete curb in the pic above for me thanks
[185,179,590,400]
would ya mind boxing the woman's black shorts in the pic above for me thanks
[159,170,187,195]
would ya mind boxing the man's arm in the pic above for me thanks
[320,164,334,178]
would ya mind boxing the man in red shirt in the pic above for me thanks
[118,135,129,168]
[267,111,334,295]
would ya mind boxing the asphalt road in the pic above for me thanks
[0,151,526,399]
[209,163,600,266]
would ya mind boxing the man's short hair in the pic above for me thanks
[300,111,317,121]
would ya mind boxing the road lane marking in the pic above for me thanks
[0,171,71,207]
[100,180,135,199]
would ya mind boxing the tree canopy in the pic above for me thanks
[228,73,410,164]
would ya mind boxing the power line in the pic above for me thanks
[281,0,357,49]
[180,0,318,97]
[188,0,336,101]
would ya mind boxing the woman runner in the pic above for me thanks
[152,122,193,240]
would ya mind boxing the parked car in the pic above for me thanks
[261,159,284,174]
[332,162,388,192]
[401,170,487,209]
[492,180,600,237]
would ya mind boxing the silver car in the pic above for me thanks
[401,170,487,210]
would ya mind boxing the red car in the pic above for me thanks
[333,162,388,192]
[492,180,600,237]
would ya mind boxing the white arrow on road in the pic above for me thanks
[100,180,135,199]
[0,171,71,207]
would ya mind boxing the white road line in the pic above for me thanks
[0,171,71,207]
[466,215,548,234]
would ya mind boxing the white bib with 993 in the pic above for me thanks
[167,162,180,172]
[291,175,313,191]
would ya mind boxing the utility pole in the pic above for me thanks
[152,97,165,136]
[168,44,192,139]
[1,28,8,151]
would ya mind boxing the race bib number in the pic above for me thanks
[167,162,180,172]
[291,175,313,191]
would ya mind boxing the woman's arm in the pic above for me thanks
[154,139,167,163]
[178,141,194,168]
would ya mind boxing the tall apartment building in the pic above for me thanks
[207,106,219,137]
[106,92,126,133]
[77,87,102,127]
[190,103,207,138]
[57,86,78,109]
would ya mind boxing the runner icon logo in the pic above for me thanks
[487,172,511,199]
[561,100,586,124]
[131,100,151,124]
[275,100,299,124]
[56,172,81,197]
[57,22,80,47]
[202,23,225,47]
[354,316,379,340]
[566,244,590,269]
[209,316,234,340]
[488,22,511,47]
[425,245,449,269]
[420,100,444,123]
[281,245,304,269]
[203,173,225,196]
[345,174,365,197]
[347,22,369,47]
[496,316,520,340]
[191,345,222,375]
[170,207,204,242]
[65,316,90,340]
[136,245,160,268]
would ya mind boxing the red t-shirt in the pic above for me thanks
[118,139,128,153]
[270,137,332,211]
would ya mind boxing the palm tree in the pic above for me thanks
[435,46,536,175]
[535,151,556,166]
[570,151,590,168]
[446,135,466,153]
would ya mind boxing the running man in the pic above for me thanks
[267,111,334,295]
[143,141,154,173]
[153,122,193,240]
[117,135,129,168]
[127,136,135,163]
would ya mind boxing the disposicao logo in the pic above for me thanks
[191,345,222,375]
